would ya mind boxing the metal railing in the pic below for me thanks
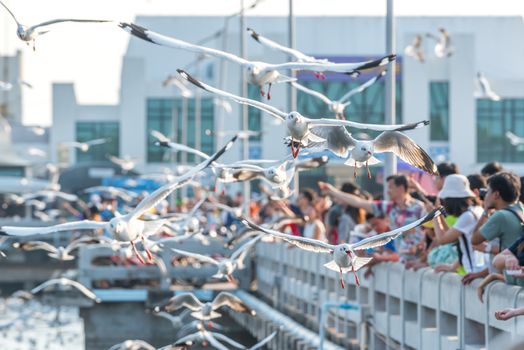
[255,242,524,349]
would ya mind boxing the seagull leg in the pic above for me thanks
[32,40,36,51]
[290,140,297,158]
[259,87,265,98]
[141,235,153,262]
[339,267,345,289]
[267,83,272,100]
[366,161,371,179]
[131,241,145,264]
[353,160,357,178]
[352,268,360,287]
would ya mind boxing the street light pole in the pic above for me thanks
[384,0,397,200]
[240,0,250,212]
[288,0,300,199]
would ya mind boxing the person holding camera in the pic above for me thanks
[471,171,524,286]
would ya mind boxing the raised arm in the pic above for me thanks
[318,181,373,213]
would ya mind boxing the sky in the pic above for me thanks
[0,0,523,125]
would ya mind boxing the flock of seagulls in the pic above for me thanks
[0,2,508,349]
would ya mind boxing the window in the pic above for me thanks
[146,98,214,163]
[75,122,119,163]
[296,79,402,127]
[0,167,24,177]
[477,99,524,163]
[429,82,449,141]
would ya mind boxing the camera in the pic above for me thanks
[479,188,488,200]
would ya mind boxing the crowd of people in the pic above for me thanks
[241,161,524,321]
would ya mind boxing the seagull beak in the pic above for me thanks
[367,151,372,155]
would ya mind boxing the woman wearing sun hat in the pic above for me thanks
[431,174,487,274]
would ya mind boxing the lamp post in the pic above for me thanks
[383,0,397,200]
[240,0,250,213]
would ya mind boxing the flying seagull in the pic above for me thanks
[31,277,100,303]
[177,69,429,158]
[157,291,256,321]
[171,234,262,282]
[404,34,425,63]
[291,70,386,119]
[0,136,238,263]
[301,128,438,178]
[426,28,454,58]
[151,130,211,160]
[242,207,444,288]
[12,236,101,261]
[474,72,500,101]
[0,0,111,50]
[59,138,109,152]
[119,22,395,99]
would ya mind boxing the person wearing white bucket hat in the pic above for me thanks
[431,174,486,274]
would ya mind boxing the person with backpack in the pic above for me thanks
[471,172,524,286]
[431,174,486,274]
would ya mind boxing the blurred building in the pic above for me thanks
[51,15,524,180]
[0,50,24,124]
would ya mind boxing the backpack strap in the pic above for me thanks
[502,206,524,225]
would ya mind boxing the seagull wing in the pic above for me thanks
[128,135,237,220]
[13,241,57,253]
[241,218,334,253]
[351,207,444,250]
[0,220,108,237]
[30,278,98,301]
[171,248,219,266]
[506,131,524,146]
[308,118,429,132]
[337,70,387,103]
[165,142,210,159]
[177,70,286,121]
[249,332,277,350]
[230,234,262,262]
[248,27,312,62]
[264,54,396,74]
[30,19,111,31]
[165,293,204,312]
[84,138,108,146]
[187,197,206,218]
[119,22,249,66]
[151,130,171,143]
[373,131,438,175]
[291,82,333,105]
[212,292,255,315]
[0,1,20,25]
[308,126,357,157]
[208,332,246,350]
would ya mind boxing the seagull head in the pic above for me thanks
[341,244,352,256]
[80,144,89,152]
[109,217,127,236]
[330,102,346,115]
[16,25,28,40]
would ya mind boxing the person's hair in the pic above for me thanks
[443,197,472,216]
[437,162,459,177]
[467,174,487,191]
[487,172,521,203]
[340,181,361,195]
[481,161,503,177]
[386,174,408,191]
[520,176,524,204]
[300,188,317,204]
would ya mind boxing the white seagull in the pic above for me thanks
[30,277,100,303]
[170,327,276,350]
[83,186,138,203]
[162,74,194,98]
[475,72,500,101]
[157,291,256,321]
[151,130,211,160]
[291,70,386,119]
[171,235,262,282]
[214,160,294,190]
[206,129,261,140]
[303,128,438,178]
[109,155,138,173]
[0,79,33,91]
[59,138,109,152]
[242,207,444,288]
[0,0,111,50]
[506,131,524,150]
[177,69,428,158]
[108,340,156,350]
[0,136,237,263]
[404,34,425,63]
[426,28,454,58]
[119,22,395,100]
[152,309,191,328]
[12,236,99,261]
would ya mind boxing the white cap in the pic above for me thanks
[438,174,476,199]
